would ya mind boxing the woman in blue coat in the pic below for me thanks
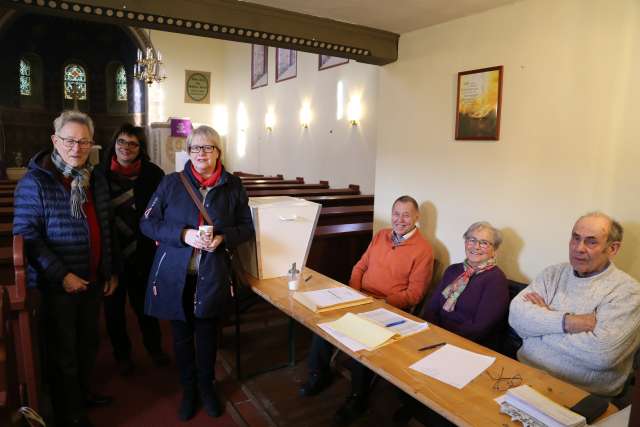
[140,125,254,421]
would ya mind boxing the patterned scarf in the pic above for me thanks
[391,226,415,247]
[441,258,497,312]
[51,149,94,219]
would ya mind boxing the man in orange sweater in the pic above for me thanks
[299,195,434,426]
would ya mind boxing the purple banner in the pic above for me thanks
[170,118,192,138]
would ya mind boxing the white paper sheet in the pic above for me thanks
[590,406,631,427]
[409,344,495,389]
[318,322,367,352]
[297,287,368,309]
[358,308,429,336]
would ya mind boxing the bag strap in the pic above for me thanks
[179,171,214,227]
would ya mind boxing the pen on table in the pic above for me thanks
[385,320,406,328]
[417,342,446,352]
[305,275,313,282]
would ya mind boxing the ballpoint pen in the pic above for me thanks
[385,320,406,328]
[418,342,446,352]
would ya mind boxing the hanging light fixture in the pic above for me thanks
[134,29,166,85]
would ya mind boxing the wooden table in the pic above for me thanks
[244,268,617,426]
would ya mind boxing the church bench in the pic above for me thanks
[243,182,329,191]
[318,205,374,226]
[0,285,19,425]
[307,222,373,284]
[234,171,265,178]
[0,198,13,207]
[0,224,11,246]
[0,208,12,221]
[239,175,284,181]
[303,194,374,207]
[240,177,303,185]
[247,185,360,198]
[0,191,13,198]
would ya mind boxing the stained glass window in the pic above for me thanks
[19,59,32,96]
[115,65,127,101]
[64,64,87,100]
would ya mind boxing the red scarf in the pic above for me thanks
[190,160,222,228]
[190,160,222,188]
[110,155,141,178]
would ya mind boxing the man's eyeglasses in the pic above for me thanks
[486,367,522,391]
[56,135,93,149]
[465,237,494,249]
[116,138,140,148]
[189,145,217,154]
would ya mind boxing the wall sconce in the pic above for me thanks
[237,102,249,132]
[265,110,276,132]
[300,102,312,129]
[347,96,362,126]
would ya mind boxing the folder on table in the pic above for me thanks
[498,385,586,427]
[325,312,399,351]
[292,287,373,313]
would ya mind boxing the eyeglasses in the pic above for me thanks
[465,237,493,249]
[189,145,217,154]
[56,135,93,148]
[486,367,522,391]
[116,138,140,148]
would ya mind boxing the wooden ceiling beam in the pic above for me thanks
[3,0,398,65]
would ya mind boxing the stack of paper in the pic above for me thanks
[292,287,372,313]
[358,308,429,337]
[409,344,495,389]
[497,385,586,427]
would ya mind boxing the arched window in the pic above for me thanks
[64,63,87,100]
[115,65,127,101]
[19,58,32,96]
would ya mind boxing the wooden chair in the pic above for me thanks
[6,235,41,411]
[0,286,19,426]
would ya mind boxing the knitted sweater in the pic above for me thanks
[509,262,640,396]
[349,228,433,309]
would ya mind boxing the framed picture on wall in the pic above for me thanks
[184,70,210,104]
[251,44,268,89]
[276,48,297,82]
[455,65,503,140]
[318,55,349,70]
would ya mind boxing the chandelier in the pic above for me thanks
[134,30,166,85]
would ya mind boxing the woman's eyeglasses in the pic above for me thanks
[116,138,140,148]
[189,145,216,154]
[465,237,494,249]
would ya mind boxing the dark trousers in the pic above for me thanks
[41,284,101,423]
[170,275,218,393]
[308,334,374,396]
[103,266,162,361]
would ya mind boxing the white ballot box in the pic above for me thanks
[238,196,321,279]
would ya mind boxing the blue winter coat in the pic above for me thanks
[13,150,117,290]
[140,162,254,321]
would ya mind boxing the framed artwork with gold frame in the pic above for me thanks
[455,66,503,141]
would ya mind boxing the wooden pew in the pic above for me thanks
[318,205,374,226]
[248,184,360,198]
[239,175,284,181]
[241,178,303,185]
[307,222,373,284]
[0,198,12,208]
[0,286,19,425]
[304,194,374,207]
[0,225,10,247]
[0,191,13,198]
[0,208,13,222]
[243,181,329,191]
[234,171,265,178]
[6,236,40,411]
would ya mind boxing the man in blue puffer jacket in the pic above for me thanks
[13,110,120,427]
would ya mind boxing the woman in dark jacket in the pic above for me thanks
[101,123,169,375]
[395,221,509,427]
[140,125,254,421]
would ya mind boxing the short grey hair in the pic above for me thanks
[53,110,94,138]
[393,195,419,212]
[186,125,221,152]
[579,212,624,243]
[463,221,503,249]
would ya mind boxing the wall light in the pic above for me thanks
[237,102,249,132]
[265,108,276,132]
[347,95,362,126]
[299,101,312,129]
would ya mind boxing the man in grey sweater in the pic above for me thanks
[509,212,640,397]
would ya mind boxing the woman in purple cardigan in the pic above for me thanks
[395,221,509,427]
[420,221,509,350]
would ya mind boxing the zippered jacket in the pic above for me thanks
[13,150,117,290]
[140,162,254,320]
